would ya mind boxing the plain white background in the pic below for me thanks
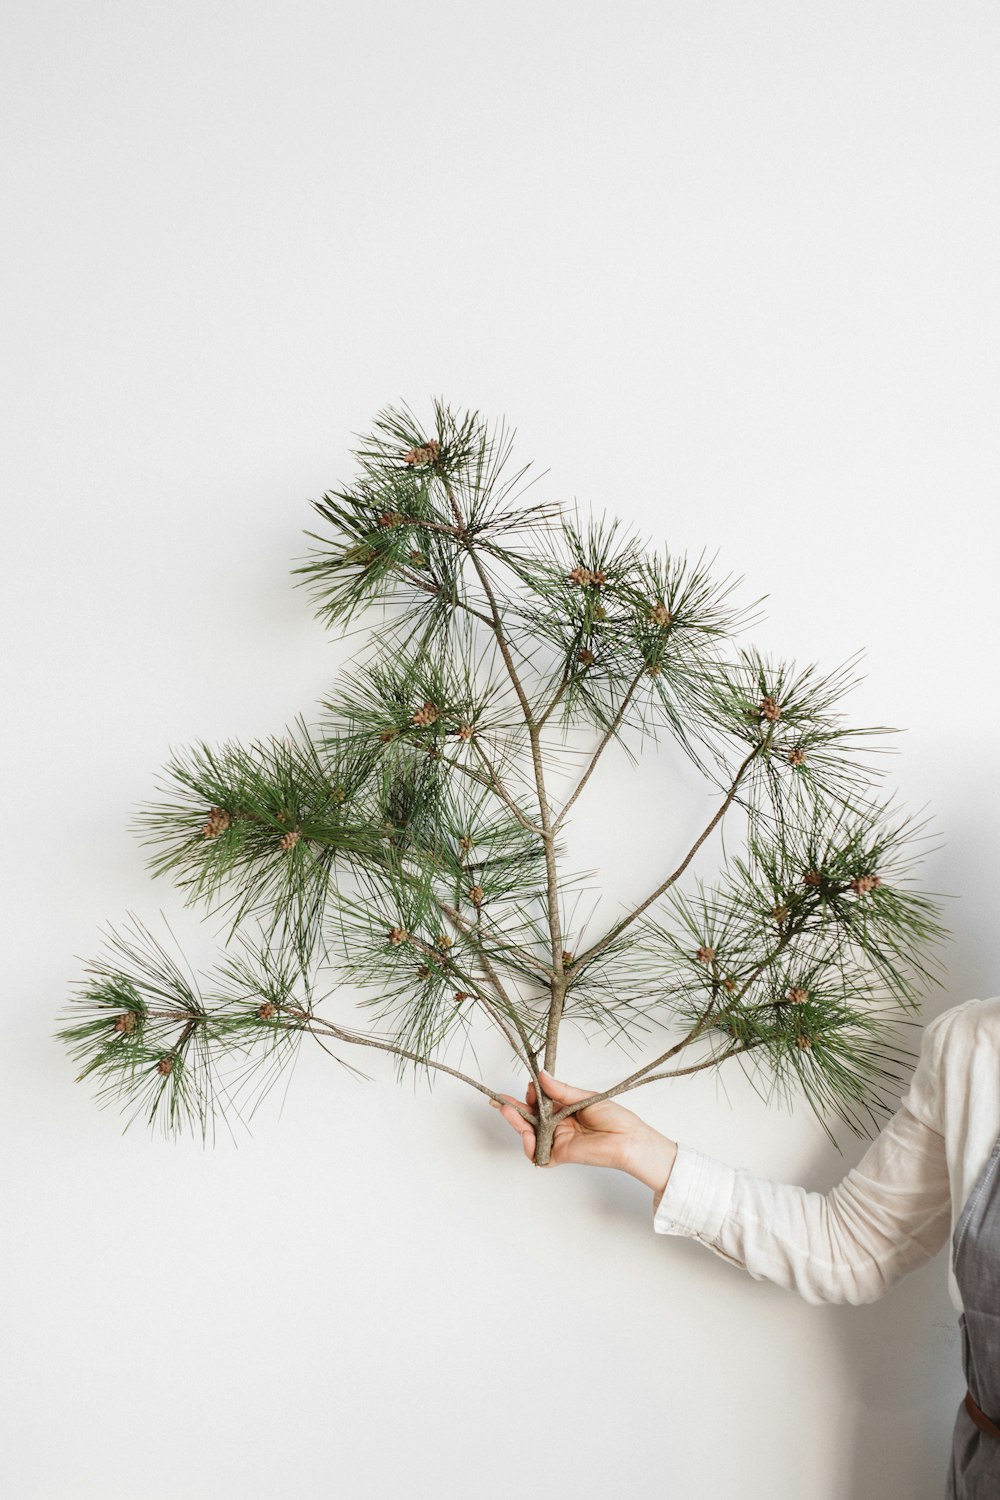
[3,2,1000,1496]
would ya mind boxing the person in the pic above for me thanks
[490,994,1000,1499]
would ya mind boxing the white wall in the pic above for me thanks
[3,3,999,1496]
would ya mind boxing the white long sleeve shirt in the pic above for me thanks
[652,994,1000,1310]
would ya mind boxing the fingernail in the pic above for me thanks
[489,1099,502,1108]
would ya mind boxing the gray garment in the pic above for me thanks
[947,1124,1000,1498]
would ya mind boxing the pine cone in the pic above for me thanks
[722,977,737,993]
[258,1001,276,1020]
[802,870,822,888]
[113,1012,136,1034]
[203,807,231,838]
[561,950,575,967]
[772,903,791,923]
[331,784,346,802]
[646,664,663,677]
[577,648,596,666]
[788,747,807,767]
[279,829,301,851]
[156,1056,174,1076]
[416,964,432,979]
[435,933,453,950]
[468,885,484,907]
[568,566,593,586]
[378,728,398,743]
[453,991,472,1005]
[388,926,409,945]
[456,723,475,741]
[410,700,439,727]
[590,569,607,586]
[377,510,404,528]
[850,874,881,896]
[648,601,672,627]
[458,834,473,854]
[788,987,810,1005]
[795,1034,812,1051]
[407,549,428,567]
[402,439,440,466]
[760,695,781,722]
[696,945,716,965]
[593,604,608,620]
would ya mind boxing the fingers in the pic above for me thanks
[491,1074,591,1166]
[491,1094,537,1161]
[534,1068,595,1106]
[492,1094,532,1132]
[510,1072,588,1109]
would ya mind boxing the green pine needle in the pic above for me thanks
[58,400,951,1150]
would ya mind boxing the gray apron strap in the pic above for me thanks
[946,1125,1000,1498]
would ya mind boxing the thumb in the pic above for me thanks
[536,1068,593,1104]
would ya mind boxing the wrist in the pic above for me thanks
[622,1125,678,1198]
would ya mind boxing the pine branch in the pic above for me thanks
[60,399,950,1161]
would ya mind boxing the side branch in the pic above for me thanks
[437,899,543,1074]
[469,741,545,836]
[571,744,762,972]
[429,746,543,837]
[438,897,554,983]
[551,662,649,832]
[444,485,537,729]
[545,915,811,1122]
[544,992,720,1123]
[386,557,495,629]
[548,1038,765,1123]
[548,910,806,1119]
[299,1008,534,1111]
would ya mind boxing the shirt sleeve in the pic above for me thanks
[651,1005,961,1305]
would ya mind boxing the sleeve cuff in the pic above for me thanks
[652,1142,737,1243]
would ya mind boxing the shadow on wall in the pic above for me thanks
[834,1262,962,1500]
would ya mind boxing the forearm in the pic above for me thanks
[623,1124,678,1209]
[640,1101,953,1306]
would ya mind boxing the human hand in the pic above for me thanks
[490,1069,677,1192]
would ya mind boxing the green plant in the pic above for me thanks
[58,399,948,1160]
